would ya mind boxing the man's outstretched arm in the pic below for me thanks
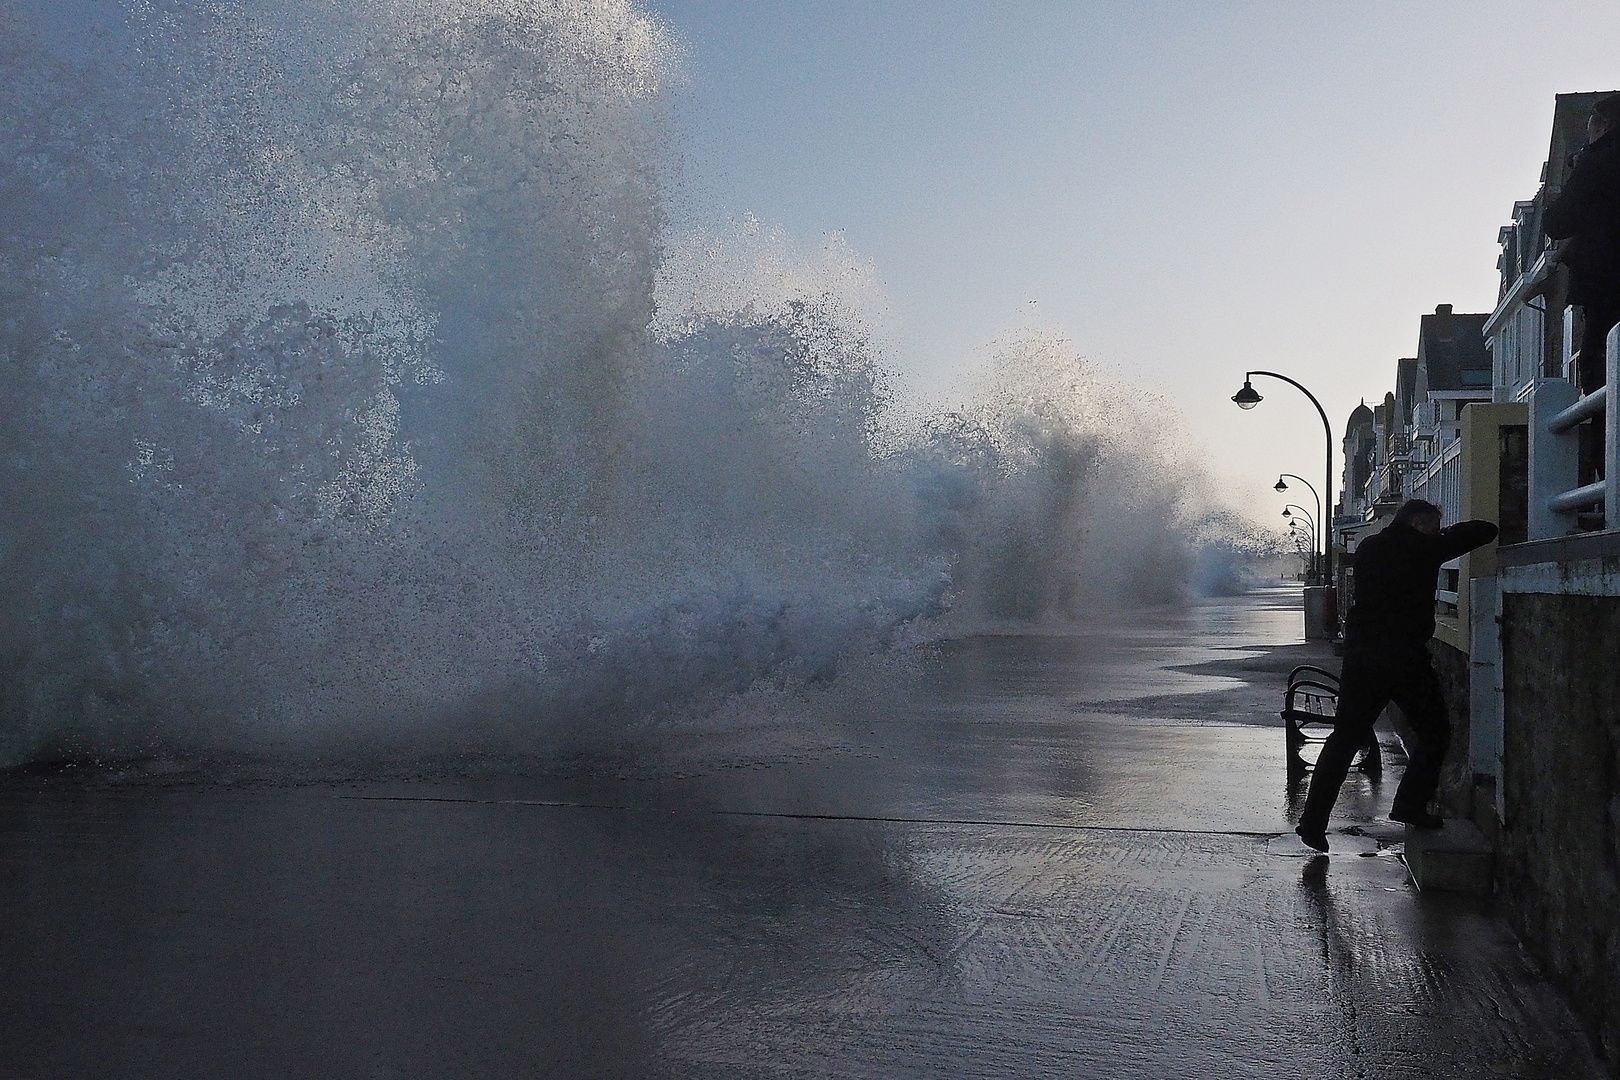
[1433,520,1500,562]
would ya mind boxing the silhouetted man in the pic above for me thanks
[1546,93,1620,392]
[1295,500,1497,853]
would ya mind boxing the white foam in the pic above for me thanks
[0,0,1276,766]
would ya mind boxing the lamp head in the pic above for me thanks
[1232,380,1262,410]
[1281,508,1292,518]
[1274,479,1288,493]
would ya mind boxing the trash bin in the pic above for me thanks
[1303,585,1335,640]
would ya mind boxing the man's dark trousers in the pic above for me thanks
[1299,645,1451,834]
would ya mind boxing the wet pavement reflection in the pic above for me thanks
[0,588,1603,1077]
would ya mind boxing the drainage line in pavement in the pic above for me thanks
[335,794,1282,838]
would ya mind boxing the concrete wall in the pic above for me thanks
[1427,638,1474,818]
[1498,587,1620,1066]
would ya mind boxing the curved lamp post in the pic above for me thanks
[1289,526,1314,561]
[1282,505,1318,582]
[1289,521,1315,579]
[1233,372,1334,588]
[1281,502,1315,530]
[1274,475,1322,548]
[1289,522,1314,568]
[1282,504,1316,543]
[1277,474,1324,584]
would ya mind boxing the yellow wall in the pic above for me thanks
[1434,402,1528,654]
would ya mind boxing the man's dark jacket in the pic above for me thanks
[1343,520,1499,653]
[1546,129,1620,306]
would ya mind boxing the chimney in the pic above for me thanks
[1435,303,1453,340]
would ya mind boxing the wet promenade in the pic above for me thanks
[1,588,1605,1077]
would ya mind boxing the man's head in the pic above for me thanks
[1393,499,1442,536]
[1590,95,1620,144]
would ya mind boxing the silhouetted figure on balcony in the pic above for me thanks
[1546,94,1620,392]
[1295,500,1497,853]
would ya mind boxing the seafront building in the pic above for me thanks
[1330,91,1620,1069]
[1332,306,1492,645]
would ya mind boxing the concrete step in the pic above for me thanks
[1405,819,1494,894]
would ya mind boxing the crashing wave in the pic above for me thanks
[0,1,1269,766]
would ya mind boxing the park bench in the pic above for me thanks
[1283,665,1381,778]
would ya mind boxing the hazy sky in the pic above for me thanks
[642,0,1620,524]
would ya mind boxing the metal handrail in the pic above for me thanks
[1549,481,1606,513]
[1528,320,1618,536]
[1547,388,1606,435]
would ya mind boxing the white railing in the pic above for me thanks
[1527,322,1620,538]
[1410,434,1463,525]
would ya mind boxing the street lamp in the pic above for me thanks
[1232,380,1262,409]
[1282,504,1318,581]
[1289,528,1313,569]
[1281,504,1315,533]
[1277,475,1323,584]
[1273,474,1322,553]
[1289,523,1314,572]
[1232,371,1334,589]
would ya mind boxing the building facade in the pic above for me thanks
[1333,91,1620,1069]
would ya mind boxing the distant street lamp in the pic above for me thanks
[1282,504,1316,537]
[1232,371,1335,589]
[1282,504,1318,580]
[1289,523,1314,568]
[1273,474,1322,548]
[1276,474,1324,584]
[1289,529,1313,564]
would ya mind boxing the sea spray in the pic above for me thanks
[0,1,1270,767]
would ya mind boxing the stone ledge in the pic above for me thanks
[1406,819,1494,894]
[1498,529,1620,568]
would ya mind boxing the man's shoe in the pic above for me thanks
[1295,825,1329,852]
[1390,807,1444,829]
